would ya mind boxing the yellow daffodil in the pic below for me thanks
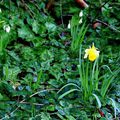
[84,43,100,61]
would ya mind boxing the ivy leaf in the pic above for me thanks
[18,26,34,40]
[45,22,56,32]
[41,112,51,120]
[32,20,39,34]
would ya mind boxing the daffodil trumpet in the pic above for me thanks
[84,43,100,62]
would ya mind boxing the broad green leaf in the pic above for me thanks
[45,22,56,32]
[18,26,34,40]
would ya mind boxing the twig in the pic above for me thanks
[18,101,44,106]
[34,2,41,12]
[60,0,64,28]
[0,89,57,120]
[100,0,110,8]
[96,19,120,33]
[109,3,120,5]
[21,0,35,18]
[91,0,110,22]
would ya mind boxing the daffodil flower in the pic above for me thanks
[84,43,100,61]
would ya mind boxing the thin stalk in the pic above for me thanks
[91,59,98,88]
[81,60,86,100]
[89,63,93,95]
[60,0,64,28]
[95,61,99,90]
[85,61,89,93]
[79,45,82,66]
[78,45,85,99]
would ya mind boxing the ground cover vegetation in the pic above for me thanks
[0,0,120,119]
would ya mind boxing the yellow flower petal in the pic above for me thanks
[84,53,88,58]
[84,43,100,61]
[84,49,89,58]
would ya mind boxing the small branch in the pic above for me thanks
[96,19,120,33]
[90,0,110,22]
[60,0,64,28]
[18,101,44,106]
[109,3,120,5]
[0,89,58,120]
[21,0,35,18]
[100,0,110,8]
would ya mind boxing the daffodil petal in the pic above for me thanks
[84,43,100,61]
[84,53,88,58]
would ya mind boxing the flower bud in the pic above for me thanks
[3,25,10,33]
